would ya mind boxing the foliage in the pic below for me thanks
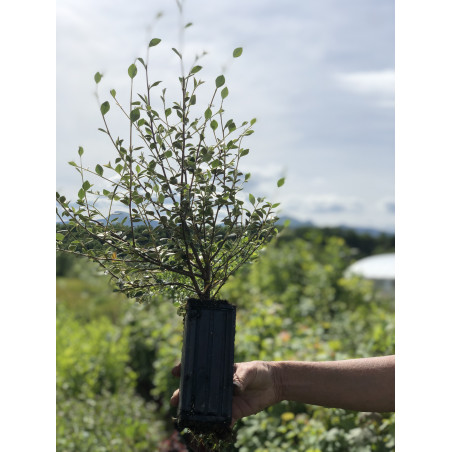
[56,389,166,452]
[56,306,135,398]
[278,226,394,260]
[56,229,394,451]
[56,40,281,306]
[235,408,395,452]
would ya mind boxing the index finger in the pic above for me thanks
[172,362,181,377]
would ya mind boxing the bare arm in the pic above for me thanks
[272,355,395,412]
[171,355,395,425]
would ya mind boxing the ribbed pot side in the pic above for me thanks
[176,298,236,434]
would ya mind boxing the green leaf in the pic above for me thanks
[68,161,77,167]
[190,95,196,105]
[165,108,172,117]
[245,172,251,181]
[164,150,173,158]
[158,193,165,204]
[215,75,225,88]
[185,22,193,29]
[277,177,285,187]
[211,159,221,169]
[95,164,104,176]
[149,38,161,47]
[204,108,212,120]
[240,149,249,157]
[250,118,257,125]
[210,120,218,131]
[78,188,85,199]
[100,101,110,115]
[56,233,65,241]
[249,193,256,205]
[128,63,137,79]
[137,57,145,67]
[82,180,90,191]
[233,47,243,58]
[130,108,140,122]
[78,146,84,157]
[110,89,116,98]
[190,65,202,74]
[172,48,182,59]
[94,72,102,83]
[272,203,281,208]
[221,87,229,99]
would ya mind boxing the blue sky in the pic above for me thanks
[56,0,394,231]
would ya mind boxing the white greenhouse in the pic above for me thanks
[345,253,395,295]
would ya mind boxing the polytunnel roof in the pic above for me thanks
[345,253,395,280]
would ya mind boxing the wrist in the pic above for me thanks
[269,361,287,403]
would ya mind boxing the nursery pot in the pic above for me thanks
[176,298,236,434]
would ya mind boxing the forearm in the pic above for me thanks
[272,355,395,412]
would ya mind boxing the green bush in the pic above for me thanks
[56,230,395,450]
[220,236,395,451]
[56,307,135,398]
[56,389,166,451]
[120,298,182,415]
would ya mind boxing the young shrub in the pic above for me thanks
[56,40,282,310]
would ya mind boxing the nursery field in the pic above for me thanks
[56,227,395,451]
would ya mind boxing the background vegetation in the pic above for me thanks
[56,225,395,451]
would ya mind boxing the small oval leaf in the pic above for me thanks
[94,72,102,83]
[233,47,243,58]
[149,38,161,47]
[172,48,182,59]
[215,75,225,88]
[100,101,110,115]
[191,65,202,74]
[128,63,137,79]
[277,177,285,187]
[130,108,140,122]
[95,164,104,176]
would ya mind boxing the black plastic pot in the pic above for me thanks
[176,298,236,434]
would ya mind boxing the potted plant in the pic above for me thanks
[56,35,283,438]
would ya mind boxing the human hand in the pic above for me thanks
[170,360,281,426]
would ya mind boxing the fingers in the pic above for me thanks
[170,388,180,407]
[233,361,257,394]
[171,363,181,407]
[172,362,181,377]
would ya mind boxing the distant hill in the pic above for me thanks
[98,211,154,227]
[276,216,315,228]
[58,211,393,237]
[276,216,393,237]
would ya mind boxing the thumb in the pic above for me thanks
[233,362,257,394]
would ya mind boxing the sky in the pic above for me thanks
[56,0,395,231]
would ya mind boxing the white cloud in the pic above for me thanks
[335,69,394,108]
[57,0,394,232]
